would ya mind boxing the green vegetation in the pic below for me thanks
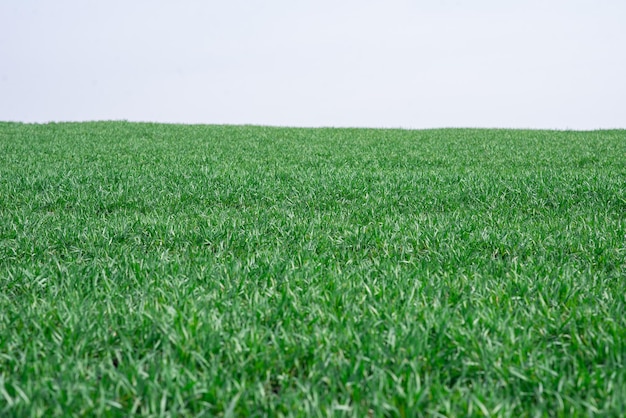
[0,122,625,416]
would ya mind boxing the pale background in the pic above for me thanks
[1,0,624,129]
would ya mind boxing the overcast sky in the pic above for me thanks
[1,0,625,129]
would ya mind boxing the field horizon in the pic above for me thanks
[1,121,625,416]
[4,120,626,132]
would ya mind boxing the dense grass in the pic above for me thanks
[0,121,625,416]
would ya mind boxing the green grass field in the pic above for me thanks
[1,122,625,416]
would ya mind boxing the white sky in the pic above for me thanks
[1,0,625,129]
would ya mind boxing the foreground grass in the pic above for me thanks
[0,122,625,416]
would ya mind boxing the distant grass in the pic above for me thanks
[0,121,625,417]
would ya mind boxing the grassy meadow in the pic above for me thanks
[0,121,625,416]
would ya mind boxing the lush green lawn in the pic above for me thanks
[0,122,625,416]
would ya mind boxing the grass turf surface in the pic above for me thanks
[0,122,625,416]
